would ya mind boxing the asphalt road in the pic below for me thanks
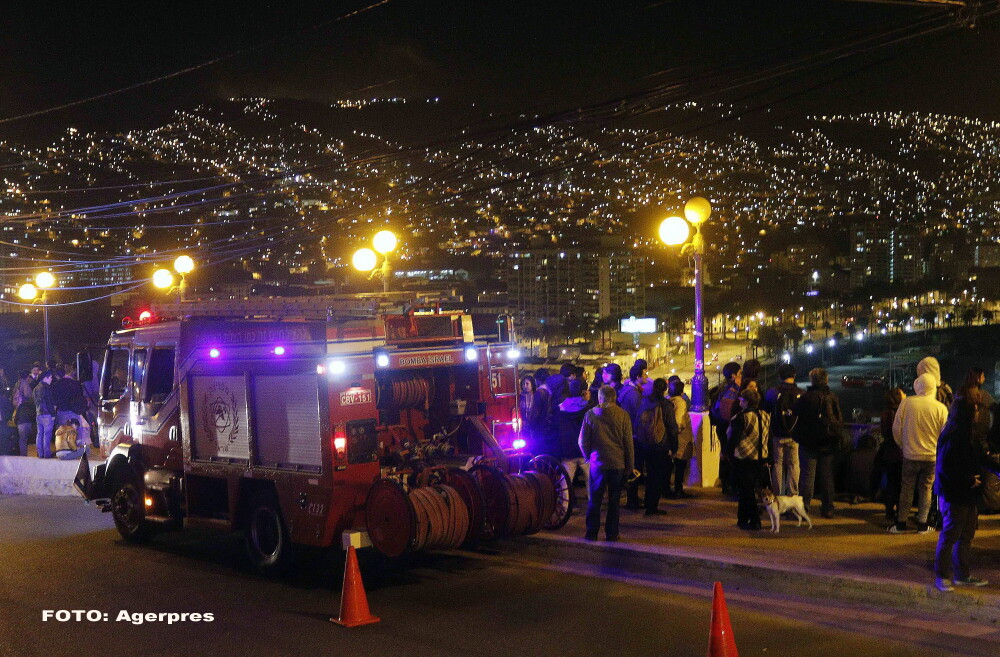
[0,495,975,657]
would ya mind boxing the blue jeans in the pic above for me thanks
[586,467,624,539]
[56,447,87,460]
[36,415,54,458]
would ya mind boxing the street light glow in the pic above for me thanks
[18,283,37,301]
[174,255,195,274]
[372,230,398,254]
[152,269,175,289]
[684,197,712,225]
[35,272,56,289]
[352,248,377,272]
[658,216,690,246]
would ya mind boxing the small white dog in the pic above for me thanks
[758,488,812,533]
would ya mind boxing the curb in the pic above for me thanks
[492,534,1000,625]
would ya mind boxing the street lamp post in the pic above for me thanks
[658,197,715,488]
[20,271,58,363]
[658,196,711,411]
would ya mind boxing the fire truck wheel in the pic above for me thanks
[244,493,294,575]
[111,475,153,543]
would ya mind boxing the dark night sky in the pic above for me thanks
[1,1,999,139]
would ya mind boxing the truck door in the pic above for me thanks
[136,345,180,467]
[98,345,131,457]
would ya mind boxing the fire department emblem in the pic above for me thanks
[202,383,240,445]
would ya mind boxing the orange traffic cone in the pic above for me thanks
[707,581,738,657]
[330,546,380,628]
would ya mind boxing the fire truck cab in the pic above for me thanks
[76,296,551,573]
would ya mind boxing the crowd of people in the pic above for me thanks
[523,354,999,592]
[0,359,96,460]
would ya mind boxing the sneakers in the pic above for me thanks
[935,578,955,592]
[887,523,908,534]
[953,577,989,587]
[916,523,933,534]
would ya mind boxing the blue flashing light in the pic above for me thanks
[512,438,527,450]
[273,345,286,356]
[209,348,221,359]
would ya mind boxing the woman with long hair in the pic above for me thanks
[517,374,547,448]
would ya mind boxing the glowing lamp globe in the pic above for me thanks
[18,283,37,301]
[152,269,175,289]
[684,197,712,225]
[658,216,690,246]
[352,248,377,272]
[372,230,398,255]
[35,272,56,289]
[174,255,194,274]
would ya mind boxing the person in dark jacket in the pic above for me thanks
[588,366,605,408]
[711,362,742,497]
[793,367,843,518]
[557,379,591,497]
[579,385,634,541]
[874,387,906,521]
[32,370,56,458]
[954,367,994,459]
[620,362,646,510]
[639,378,679,516]
[934,391,989,592]
[763,363,802,496]
[547,363,574,411]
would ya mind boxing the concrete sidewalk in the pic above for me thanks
[496,487,1000,624]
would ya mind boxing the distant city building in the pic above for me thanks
[850,224,923,288]
[505,249,645,327]
[772,243,829,275]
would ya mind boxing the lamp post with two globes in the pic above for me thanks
[658,196,712,411]
[19,271,58,363]
[658,197,716,488]
[152,255,196,300]
[352,230,398,294]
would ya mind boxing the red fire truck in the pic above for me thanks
[76,296,572,573]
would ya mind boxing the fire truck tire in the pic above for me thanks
[443,468,485,546]
[528,455,574,531]
[110,475,153,543]
[243,493,294,575]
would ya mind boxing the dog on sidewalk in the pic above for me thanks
[757,487,812,533]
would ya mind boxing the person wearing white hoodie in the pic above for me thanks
[917,356,954,407]
[890,372,949,533]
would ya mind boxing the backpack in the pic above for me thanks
[637,401,666,447]
[772,386,802,438]
[816,392,845,452]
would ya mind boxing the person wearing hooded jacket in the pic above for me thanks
[934,391,989,591]
[890,372,949,533]
[917,356,954,407]
[793,368,842,518]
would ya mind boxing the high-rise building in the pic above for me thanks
[849,223,923,288]
[506,249,645,328]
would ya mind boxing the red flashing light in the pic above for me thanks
[333,426,347,461]
[138,310,153,322]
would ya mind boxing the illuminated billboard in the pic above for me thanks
[619,316,658,333]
